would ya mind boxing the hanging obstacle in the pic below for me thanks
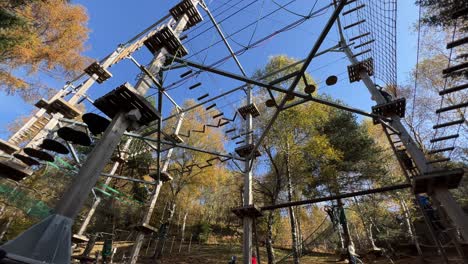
[13,154,40,167]
[94,83,161,129]
[82,113,111,136]
[265,99,276,108]
[169,0,203,30]
[149,171,173,182]
[0,158,33,181]
[57,127,92,146]
[371,98,406,124]
[84,61,113,84]
[23,148,54,162]
[134,223,158,234]
[232,205,263,219]
[439,83,468,96]
[39,139,69,155]
[164,133,184,144]
[238,104,260,119]
[413,168,465,194]
[304,84,316,94]
[347,58,374,83]
[235,144,261,158]
[325,75,338,86]
[35,98,82,119]
[0,139,19,155]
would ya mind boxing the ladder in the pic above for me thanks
[382,125,467,263]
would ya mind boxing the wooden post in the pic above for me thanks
[170,236,175,254]
[188,234,193,252]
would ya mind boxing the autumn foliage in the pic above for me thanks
[0,0,90,102]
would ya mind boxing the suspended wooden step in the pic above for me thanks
[0,139,19,155]
[413,168,465,194]
[371,98,406,124]
[212,112,223,119]
[225,128,236,134]
[197,93,209,100]
[180,70,192,78]
[349,32,370,42]
[57,127,92,146]
[354,39,375,49]
[84,61,112,84]
[39,139,69,154]
[94,83,161,128]
[232,205,263,219]
[447,36,468,49]
[353,49,371,58]
[325,75,338,86]
[144,26,188,56]
[442,62,468,76]
[149,171,173,182]
[205,103,216,110]
[0,157,33,181]
[189,82,201,90]
[343,4,365,16]
[433,119,465,129]
[427,158,450,164]
[169,0,203,31]
[347,58,374,83]
[235,144,261,158]
[72,234,89,243]
[82,113,111,135]
[23,148,54,162]
[35,98,82,119]
[430,134,459,143]
[428,147,455,155]
[164,133,184,144]
[134,222,158,234]
[13,154,40,166]
[439,83,468,95]
[344,19,365,30]
[436,101,468,114]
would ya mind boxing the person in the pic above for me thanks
[228,256,237,264]
[348,242,359,264]
[252,253,258,264]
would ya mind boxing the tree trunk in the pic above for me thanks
[153,201,176,260]
[285,143,300,264]
[265,211,276,264]
[0,213,15,241]
[337,199,352,262]
[295,207,303,256]
[352,197,378,250]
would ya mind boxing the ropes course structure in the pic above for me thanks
[0,0,465,263]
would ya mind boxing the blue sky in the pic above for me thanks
[0,0,419,144]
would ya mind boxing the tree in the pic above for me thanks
[415,0,468,28]
[0,0,90,102]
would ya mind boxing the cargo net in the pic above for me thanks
[342,0,397,91]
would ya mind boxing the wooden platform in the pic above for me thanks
[238,103,260,119]
[35,98,82,119]
[0,157,33,181]
[371,98,406,124]
[72,234,89,243]
[0,139,19,154]
[134,222,158,234]
[164,133,184,144]
[235,144,261,158]
[413,168,465,194]
[232,205,263,218]
[144,26,188,56]
[347,58,374,83]
[170,0,203,30]
[84,61,112,84]
[149,171,173,182]
[93,83,161,127]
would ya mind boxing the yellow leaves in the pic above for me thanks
[0,0,90,100]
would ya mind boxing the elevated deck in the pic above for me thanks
[413,168,465,194]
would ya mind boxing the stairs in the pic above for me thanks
[9,115,52,146]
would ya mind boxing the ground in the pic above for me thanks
[74,241,448,263]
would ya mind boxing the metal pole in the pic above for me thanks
[341,44,468,241]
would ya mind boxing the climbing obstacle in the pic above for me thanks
[84,61,113,84]
[35,98,82,119]
[0,139,19,155]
